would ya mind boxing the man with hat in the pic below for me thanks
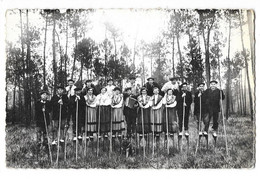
[204,80,225,137]
[82,79,98,96]
[35,90,51,146]
[143,77,161,96]
[123,87,138,138]
[177,82,192,136]
[194,82,209,136]
[124,76,140,96]
[65,79,77,99]
[161,76,180,93]
[50,85,69,144]
[106,78,115,97]
[68,86,86,140]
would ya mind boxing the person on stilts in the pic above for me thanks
[137,87,151,154]
[162,88,178,153]
[204,80,225,139]
[84,88,97,154]
[194,82,209,152]
[35,90,52,162]
[96,87,112,152]
[50,85,69,145]
[150,87,164,154]
[177,82,192,151]
[111,87,125,152]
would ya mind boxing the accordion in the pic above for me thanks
[126,97,137,108]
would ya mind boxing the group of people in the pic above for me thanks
[35,76,225,147]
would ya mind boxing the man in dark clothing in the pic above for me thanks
[194,82,209,136]
[50,85,69,144]
[35,90,51,145]
[204,80,225,137]
[68,87,86,140]
[123,87,138,138]
[177,82,192,136]
[143,77,161,96]
[82,79,98,96]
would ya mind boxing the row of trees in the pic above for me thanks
[6,9,255,126]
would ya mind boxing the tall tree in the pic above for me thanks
[239,10,254,121]
[197,9,217,87]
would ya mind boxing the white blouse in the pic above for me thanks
[96,93,111,106]
[111,94,123,108]
[84,94,97,108]
[162,94,177,108]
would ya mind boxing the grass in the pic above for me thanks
[5,115,255,169]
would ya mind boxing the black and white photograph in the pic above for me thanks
[2,0,257,171]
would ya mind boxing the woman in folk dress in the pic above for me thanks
[150,87,164,137]
[137,87,151,135]
[162,88,178,137]
[111,87,125,137]
[84,88,97,139]
[96,87,112,138]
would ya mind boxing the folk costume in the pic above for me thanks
[96,91,112,135]
[137,93,151,134]
[111,89,125,135]
[84,93,97,136]
[162,92,178,134]
[150,94,164,134]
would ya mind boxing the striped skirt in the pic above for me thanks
[150,107,163,134]
[112,108,125,132]
[85,106,97,135]
[137,107,151,134]
[96,105,111,133]
[163,107,178,133]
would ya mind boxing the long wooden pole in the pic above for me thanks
[141,108,145,158]
[76,99,79,162]
[181,96,186,152]
[42,107,53,164]
[97,106,101,157]
[56,104,62,165]
[195,95,201,156]
[166,106,169,155]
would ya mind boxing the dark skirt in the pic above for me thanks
[85,106,97,135]
[112,108,125,132]
[137,107,151,134]
[163,107,178,133]
[96,105,111,134]
[150,107,163,134]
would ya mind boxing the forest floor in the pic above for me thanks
[5,115,255,169]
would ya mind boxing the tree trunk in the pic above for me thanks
[43,14,48,88]
[26,10,32,126]
[13,78,17,124]
[176,33,183,82]
[247,10,255,78]
[52,13,57,95]
[172,35,175,76]
[71,27,78,80]
[239,72,244,115]
[239,10,254,121]
[19,10,27,124]
[64,15,69,85]
[225,17,231,120]
[243,69,247,116]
